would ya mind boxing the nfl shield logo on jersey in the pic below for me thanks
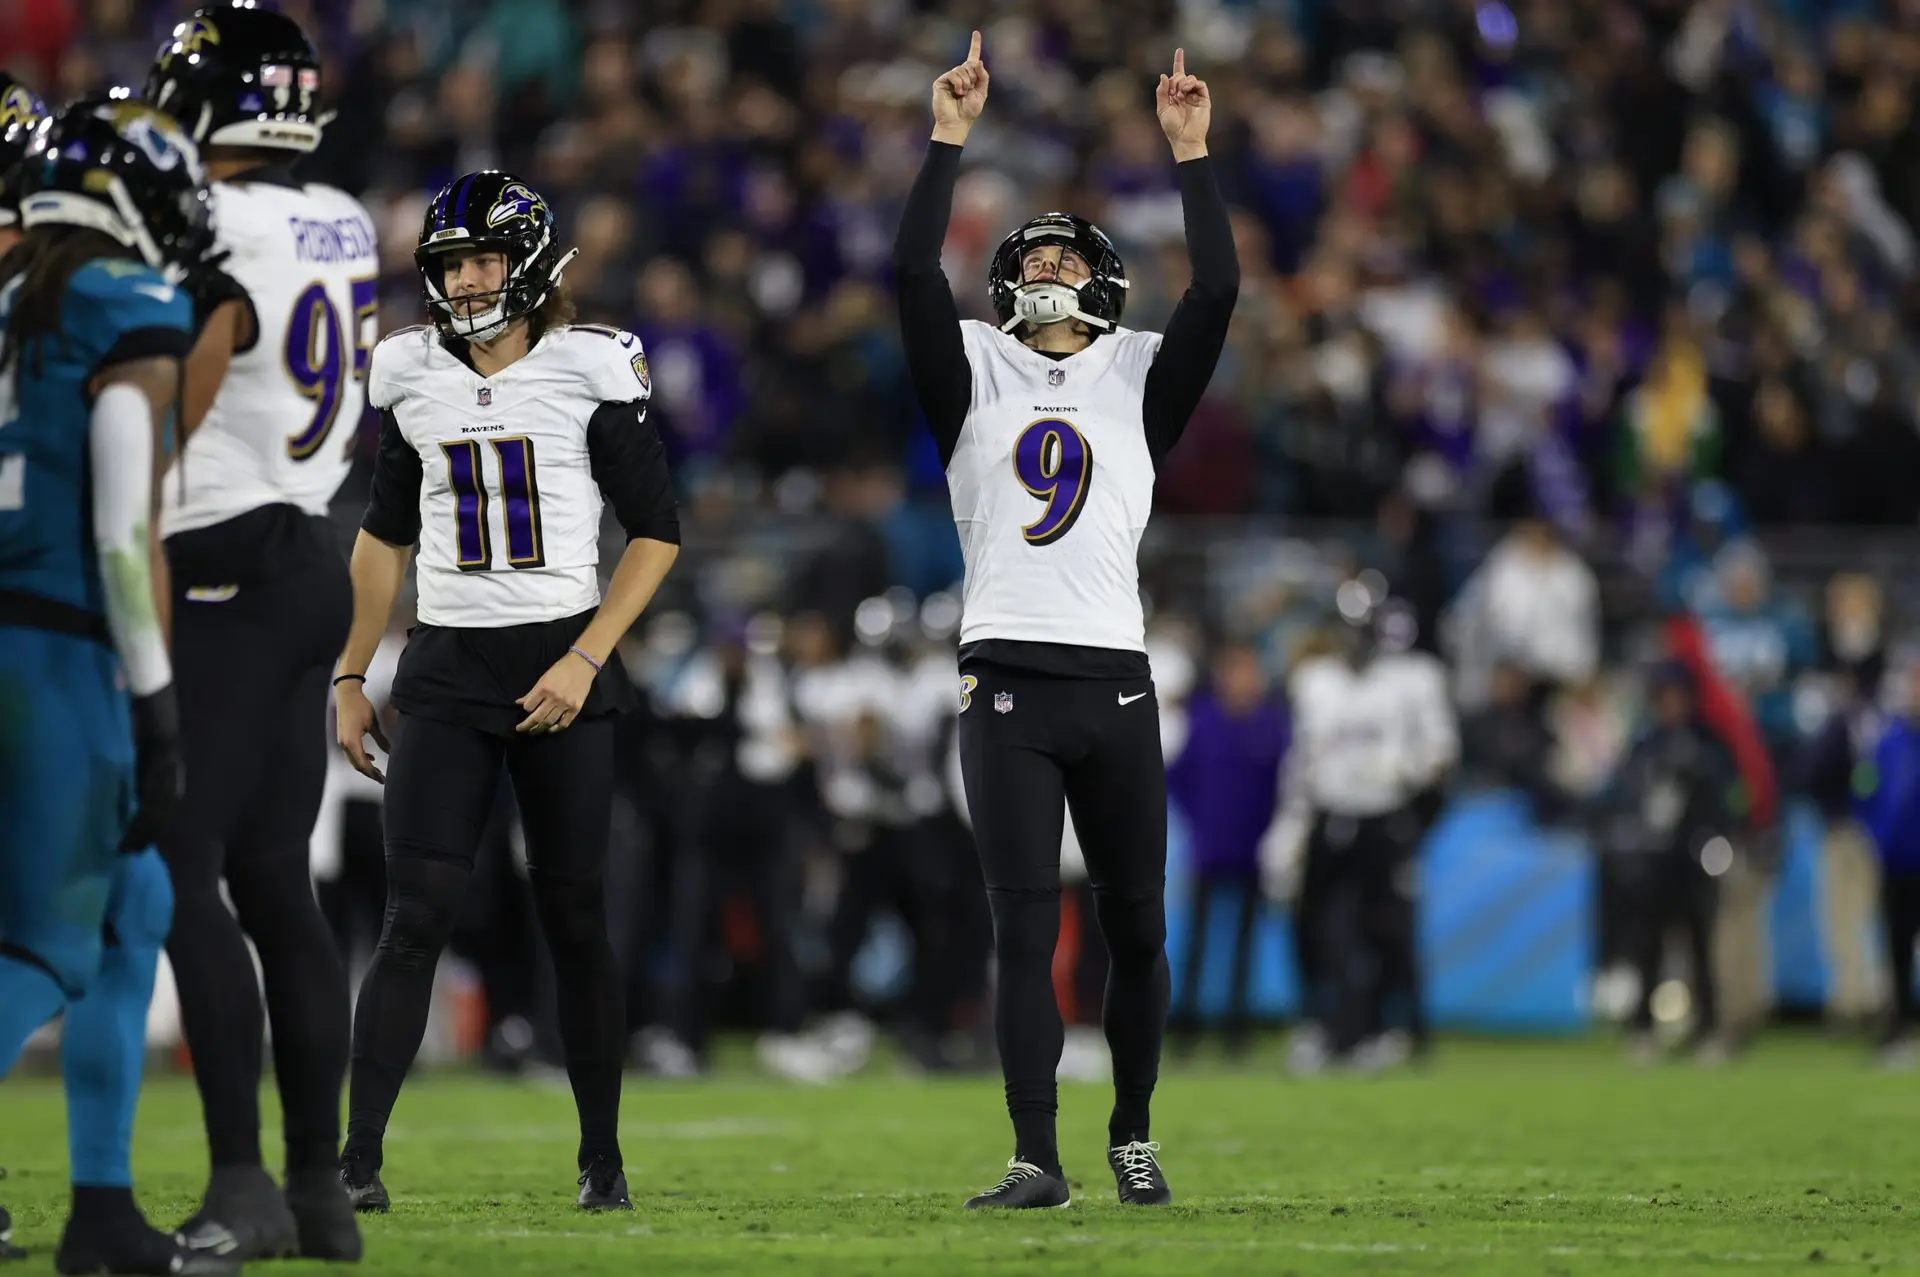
[477,387,491,406]
[1047,367,1065,387]
[994,691,1014,714]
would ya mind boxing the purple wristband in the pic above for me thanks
[568,645,603,672]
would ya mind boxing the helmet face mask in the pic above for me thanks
[989,213,1128,337]
[415,172,577,344]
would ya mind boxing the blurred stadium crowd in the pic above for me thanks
[16,0,1920,1074]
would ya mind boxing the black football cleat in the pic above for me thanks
[963,1159,1071,1210]
[284,1166,363,1262]
[176,1165,298,1260]
[575,1157,632,1212]
[338,1152,389,1215]
[55,1205,241,1275]
[0,1203,23,1262]
[1109,1140,1172,1206]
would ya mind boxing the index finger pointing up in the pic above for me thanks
[968,29,982,64]
[1173,47,1185,78]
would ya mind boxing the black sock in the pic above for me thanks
[529,872,626,1171]
[1012,1111,1061,1177]
[1095,890,1169,1150]
[228,848,353,1173]
[986,888,1065,1178]
[163,862,267,1169]
[67,1185,138,1224]
[344,856,468,1166]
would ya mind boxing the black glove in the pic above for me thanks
[120,686,184,853]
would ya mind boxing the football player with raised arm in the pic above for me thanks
[331,170,679,1215]
[0,98,238,1275]
[144,5,375,1258]
[892,34,1238,1209]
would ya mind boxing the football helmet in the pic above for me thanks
[0,75,49,228]
[987,212,1128,334]
[415,170,576,343]
[16,97,215,276]
[146,3,324,153]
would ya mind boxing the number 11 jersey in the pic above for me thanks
[161,174,378,536]
[947,319,1162,655]
[365,323,653,628]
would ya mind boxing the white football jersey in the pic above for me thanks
[1287,651,1460,817]
[947,320,1163,653]
[162,177,379,536]
[368,324,652,628]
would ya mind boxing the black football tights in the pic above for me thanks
[956,668,1170,1174]
[344,713,624,1172]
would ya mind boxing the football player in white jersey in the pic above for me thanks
[331,169,679,1215]
[142,6,372,1259]
[1264,592,1459,1071]
[893,33,1238,1209]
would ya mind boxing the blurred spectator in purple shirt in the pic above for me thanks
[1168,643,1290,1057]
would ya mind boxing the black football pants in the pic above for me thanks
[160,506,352,1174]
[344,712,624,1172]
[956,666,1168,1171]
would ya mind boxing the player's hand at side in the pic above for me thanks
[931,30,988,144]
[517,651,596,735]
[336,678,390,783]
[1156,48,1211,161]
[120,687,184,852]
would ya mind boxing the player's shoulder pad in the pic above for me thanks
[553,324,651,402]
[367,325,437,410]
[66,258,194,337]
[1105,325,1163,378]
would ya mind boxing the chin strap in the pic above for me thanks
[999,280,1121,334]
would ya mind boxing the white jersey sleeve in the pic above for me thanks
[161,179,379,537]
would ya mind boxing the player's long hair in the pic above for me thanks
[0,226,130,375]
[528,277,575,342]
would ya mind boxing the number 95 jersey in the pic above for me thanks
[947,319,1163,654]
[161,175,379,536]
[365,324,655,628]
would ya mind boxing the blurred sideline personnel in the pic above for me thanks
[1265,589,1458,1072]
[331,170,679,1214]
[146,5,373,1259]
[894,33,1238,1208]
[0,97,239,1275]
[1598,661,1741,1064]
[1855,658,1920,1067]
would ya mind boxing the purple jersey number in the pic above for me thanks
[440,437,545,572]
[284,275,379,460]
[1012,418,1093,546]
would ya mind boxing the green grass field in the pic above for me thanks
[2,1035,1915,1275]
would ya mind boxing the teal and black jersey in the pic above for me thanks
[0,256,194,615]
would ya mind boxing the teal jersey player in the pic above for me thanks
[0,256,193,610]
[0,97,237,1275]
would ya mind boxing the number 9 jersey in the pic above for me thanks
[160,173,378,536]
[363,323,663,628]
[946,318,1163,655]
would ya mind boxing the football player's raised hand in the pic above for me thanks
[931,30,988,144]
[1157,48,1211,162]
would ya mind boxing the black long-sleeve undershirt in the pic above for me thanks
[891,141,971,466]
[891,140,1240,469]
